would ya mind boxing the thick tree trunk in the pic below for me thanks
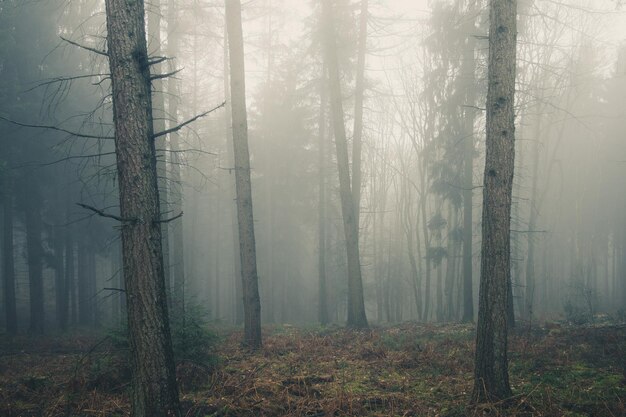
[2,175,17,335]
[25,179,44,334]
[104,0,180,415]
[322,0,368,329]
[225,0,262,348]
[472,0,516,404]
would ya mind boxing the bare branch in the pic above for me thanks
[155,211,183,224]
[60,36,108,56]
[153,101,226,139]
[151,69,182,81]
[76,203,136,224]
[149,56,172,66]
[0,116,114,140]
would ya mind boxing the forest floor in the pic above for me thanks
[0,321,625,416]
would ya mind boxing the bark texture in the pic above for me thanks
[472,0,517,404]
[104,0,180,415]
[322,0,368,328]
[225,0,263,349]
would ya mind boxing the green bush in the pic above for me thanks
[110,303,219,368]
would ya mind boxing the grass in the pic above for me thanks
[0,322,624,416]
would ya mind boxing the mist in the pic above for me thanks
[1,0,626,415]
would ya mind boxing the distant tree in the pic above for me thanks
[225,0,263,348]
[472,0,516,404]
[2,163,17,335]
[104,0,181,415]
[322,0,368,329]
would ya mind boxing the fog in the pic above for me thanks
[1,0,626,332]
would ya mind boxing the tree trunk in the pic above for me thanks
[352,0,368,225]
[2,174,17,335]
[472,0,516,404]
[54,228,67,331]
[149,0,171,302]
[318,68,330,326]
[25,178,44,334]
[461,16,477,323]
[104,0,180,415]
[225,0,263,349]
[322,0,368,329]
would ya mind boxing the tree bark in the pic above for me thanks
[472,0,516,404]
[104,0,180,415]
[225,0,263,348]
[322,0,368,329]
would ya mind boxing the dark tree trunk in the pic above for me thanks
[225,0,263,349]
[2,175,17,335]
[104,0,181,415]
[54,228,67,331]
[65,229,77,326]
[322,0,368,329]
[25,179,45,335]
[77,243,92,326]
[472,0,517,404]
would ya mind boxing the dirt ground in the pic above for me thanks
[1,322,624,416]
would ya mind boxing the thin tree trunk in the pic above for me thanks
[318,67,330,325]
[25,179,44,334]
[149,0,171,301]
[104,0,180,414]
[352,0,368,225]
[225,0,262,348]
[322,0,368,328]
[2,174,17,335]
[54,228,67,330]
[472,0,516,404]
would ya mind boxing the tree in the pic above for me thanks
[104,0,180,415]
[472,0,516,404]
[2,165,17,335]
[322,0,368,329]
[225,0,263,349]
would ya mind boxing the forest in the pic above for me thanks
[1,0,625,416]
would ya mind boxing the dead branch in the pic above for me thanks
[0,116,114,140]
[76,203,136,224]
[153,101,226,139]
[155,211,183,224]
[60,36,108,56]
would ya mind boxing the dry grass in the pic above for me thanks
[1,322,624,416]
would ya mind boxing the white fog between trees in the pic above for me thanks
[1,0,626,414]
